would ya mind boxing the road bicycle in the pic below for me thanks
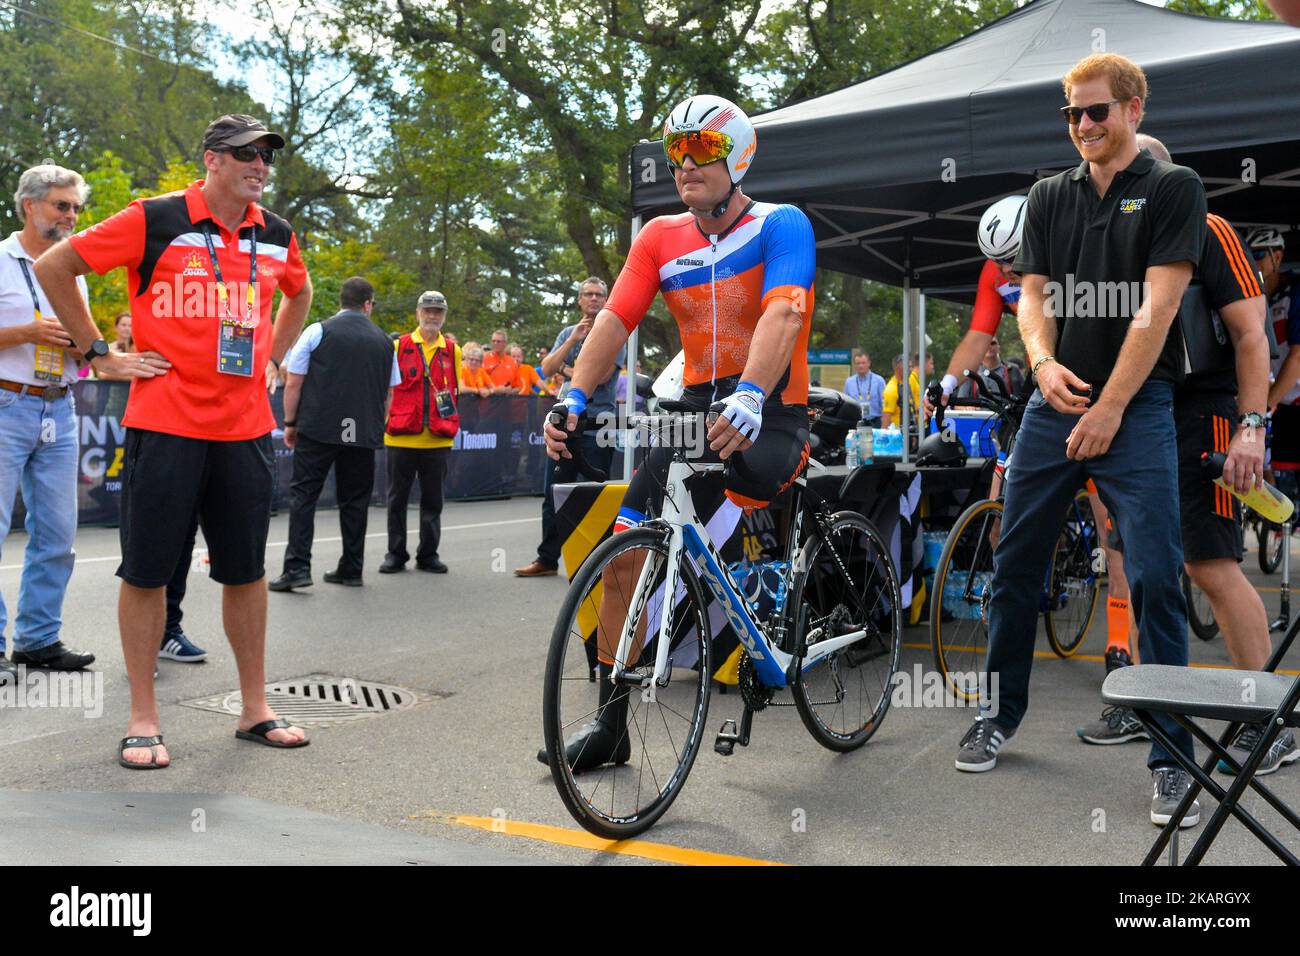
[928,378,1099,700]
[541,405,903,838]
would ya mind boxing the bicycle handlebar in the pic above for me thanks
[546,405,610,482]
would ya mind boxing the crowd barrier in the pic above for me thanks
[10,382,554,530]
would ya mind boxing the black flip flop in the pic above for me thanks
[119,735,168,770]
[236,718,310,749]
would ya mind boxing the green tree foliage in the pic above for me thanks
[1165,0,1276,18]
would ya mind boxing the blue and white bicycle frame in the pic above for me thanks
[610,456,870,692]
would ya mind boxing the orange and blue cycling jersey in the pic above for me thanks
[970,258,1021,336]
[604,201,817,405]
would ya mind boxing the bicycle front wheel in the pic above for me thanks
[930,498,1002,702]
[541,526,712,839]
[790,512,902,752]
[1044,490,1100,658]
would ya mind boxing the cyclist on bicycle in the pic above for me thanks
[536,94,816,771]
[925,195,1027,416]
[1258,227,1300,496]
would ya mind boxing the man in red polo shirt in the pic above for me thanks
[35,114,315,769]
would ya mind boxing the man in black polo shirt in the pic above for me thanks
[269,276,399,590]
[954,54,1206,828]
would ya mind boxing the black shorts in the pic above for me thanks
[118,429,275,587]
[616,390,809,528]
[1175,391,1243,563]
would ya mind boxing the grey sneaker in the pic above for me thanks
[1077,706,1150,745]
[1150,767,1201,827]
[1217,724,1300,777]
[955,718,1012,772]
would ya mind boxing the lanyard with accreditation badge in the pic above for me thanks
[16,257,66,383]
[202,221,258,377]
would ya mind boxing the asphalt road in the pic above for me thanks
[2,496,1298,865]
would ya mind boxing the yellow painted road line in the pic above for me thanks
[904,643,1298,675]
[419,810,786,866]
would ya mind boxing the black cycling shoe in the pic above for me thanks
[537,664,631,772]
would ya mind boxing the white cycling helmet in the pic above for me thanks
[978,195,1029,261]
[662,96,756,220]
[1243,226,1287,250]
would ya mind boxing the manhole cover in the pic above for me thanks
[181,675,424,727]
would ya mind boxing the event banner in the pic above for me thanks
[9,382,552,530]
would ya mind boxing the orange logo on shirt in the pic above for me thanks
[182,252,208,277]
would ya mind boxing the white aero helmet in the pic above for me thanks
[662,95,756,186]
[978,195,1029,261]
[1243,226,1286,250]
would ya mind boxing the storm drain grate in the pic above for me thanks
[181,675,425,727]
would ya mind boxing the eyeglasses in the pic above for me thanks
[1059,99,1122,125]
[43,198,84,215]
[664,130,734,169]
[217,144,278,165]
[1251,249,1275,260]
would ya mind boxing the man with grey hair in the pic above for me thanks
[515,276,623,576]
[0,164,97,676]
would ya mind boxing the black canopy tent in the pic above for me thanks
[620,0,1300,467]
[630,0,1300,290]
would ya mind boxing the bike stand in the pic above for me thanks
[1270,519,1293,634]
[715,706,754,756]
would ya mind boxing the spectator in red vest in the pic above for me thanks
[380,290,462,574]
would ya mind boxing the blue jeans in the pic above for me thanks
[0,390,78,654]
[982,380,1194,769]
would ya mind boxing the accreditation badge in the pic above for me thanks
[34,344,65,383]
[218,318,255,377]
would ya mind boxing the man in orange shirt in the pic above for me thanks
[482,328,522,394]
[36,114,314,768]
[512,344,548,395]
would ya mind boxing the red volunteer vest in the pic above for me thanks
[387,333,459,437]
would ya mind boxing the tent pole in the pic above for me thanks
[918,289,928,437]
[901,274,911,464]
[623,215,642,481]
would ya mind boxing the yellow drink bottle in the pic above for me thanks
[1201,452,1295,524]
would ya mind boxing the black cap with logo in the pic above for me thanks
[201,114,286,153]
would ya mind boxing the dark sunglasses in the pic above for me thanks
[1251,249,1273,260]
[44,198,84,215]
[1059,99,1122,125]
[217,144,277,165]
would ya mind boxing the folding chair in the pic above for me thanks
[1101,617,1300,866]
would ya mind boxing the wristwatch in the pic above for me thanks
[83,338,110,363]
[1239,411,1266,430]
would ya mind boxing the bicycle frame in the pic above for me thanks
[610,456,869,692]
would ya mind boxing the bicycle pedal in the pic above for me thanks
[714,719,740,756]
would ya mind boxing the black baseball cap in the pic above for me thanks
[202,114,286,153]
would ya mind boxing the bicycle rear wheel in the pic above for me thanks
[1183,572,1220,641]
[1044,490,1100,658]
[1258,519,1284,575]
[790,512,902,751]
[930,498,1002,702]
[541,526,712,839]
